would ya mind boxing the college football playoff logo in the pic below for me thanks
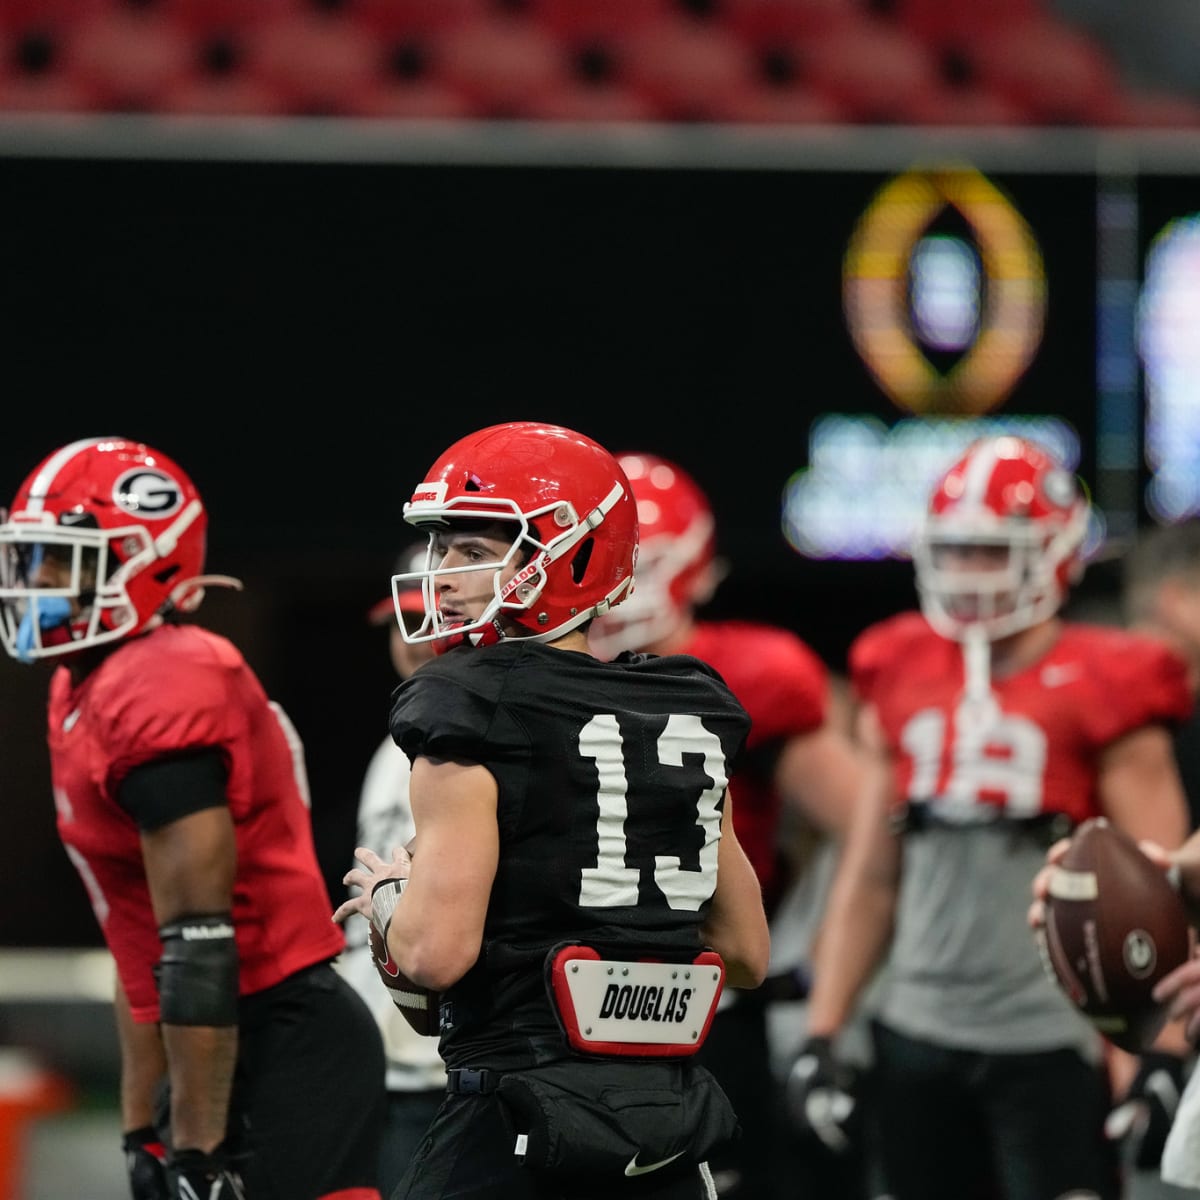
[1123,930,1157,979]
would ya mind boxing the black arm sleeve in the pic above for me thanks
[117,749,228,833]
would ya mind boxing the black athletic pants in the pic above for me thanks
[870,1020,1120,1200]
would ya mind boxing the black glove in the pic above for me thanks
[786,1035,861,1154]
[167,1146,247,1199]
[123,1126,169,1200]
[1105,1052,1188,1170]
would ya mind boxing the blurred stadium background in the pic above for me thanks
[1,0,1200,1194]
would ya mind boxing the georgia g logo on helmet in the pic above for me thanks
[113,469,184,519]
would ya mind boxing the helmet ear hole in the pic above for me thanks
[570,538,594,584]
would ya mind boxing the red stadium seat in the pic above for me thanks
[344,0,489,38]
[524,80,661,123]
[894,0,1042,50]
[148,0,295,38]
[528,0,674,42]
[720,79,850,124]
[346,77,478,120]
[905,82,1032,127]
[244,12,381,115]
[0,70,100,115]
[0,0,110,35]
[619,16,759,121]
[718,0,862,45]
[159,72,291,118]
[62,9,195,112]
[526,0,677,110]
[799,15,943,123]
[962,14,1123,124]
[435,15,569,118]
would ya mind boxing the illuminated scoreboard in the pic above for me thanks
[775,150,1200,565]
[783,163,1079,561]
[1137,192,1200,524]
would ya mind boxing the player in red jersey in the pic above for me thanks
[0,438,385,1200]
[796,435,1192,1200]
[590,453,865,1200]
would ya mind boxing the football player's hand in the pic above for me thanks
[168,1147,247,1199]
[123,1126,168,1200]
[332,844,411,926]
[1105,1052,1187,1169]
[1030,838,1179,932]
[1027,836,1072,931]
[1155,955,1200,1041]
[785,1035,860,1154]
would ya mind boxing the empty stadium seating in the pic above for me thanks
[0,0,1194,127]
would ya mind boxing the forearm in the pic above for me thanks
[807,741,899,1036]
[701,792,770,989]
[701,897,770,990]
[806,876,895,1038]
[162,1024,238,1152]
[115,983,167,1132]
[386,756,498,991]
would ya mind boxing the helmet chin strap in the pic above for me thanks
[164,574,244,616]
[432,618,505,656]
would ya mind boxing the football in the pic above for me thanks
[1039,817,1191,1053]
[369,920,442,1037]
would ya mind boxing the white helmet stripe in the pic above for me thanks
[958,439,1000,511]
[23,437,107,513]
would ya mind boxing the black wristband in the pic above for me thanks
[1136,1052,1187,1084]
[122,1125,161,1151]
[169,1147,224,1172]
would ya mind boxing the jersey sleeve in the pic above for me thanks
[742,629,828,739]
[95,649,238,792]
[849,612,924,703]
[388,658,498,761]
[1081,629,1193,744]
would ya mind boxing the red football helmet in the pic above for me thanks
[0,437,211,661]
[913,435,1090,641]
[397,422,638,649]
[589,452,717,658]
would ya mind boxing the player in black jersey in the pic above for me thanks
[333,422,770,1200]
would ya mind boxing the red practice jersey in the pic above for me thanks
[851,612,1193,824]
[680,620,829,904]
[46,624,345,1022]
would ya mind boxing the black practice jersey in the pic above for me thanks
[389,640,752,1071]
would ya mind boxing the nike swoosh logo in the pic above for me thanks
[625,1151,685,1177]
[370,925,400,977]
[1040,664,1081,687]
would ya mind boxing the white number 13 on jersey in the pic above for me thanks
[577,713,726,912]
